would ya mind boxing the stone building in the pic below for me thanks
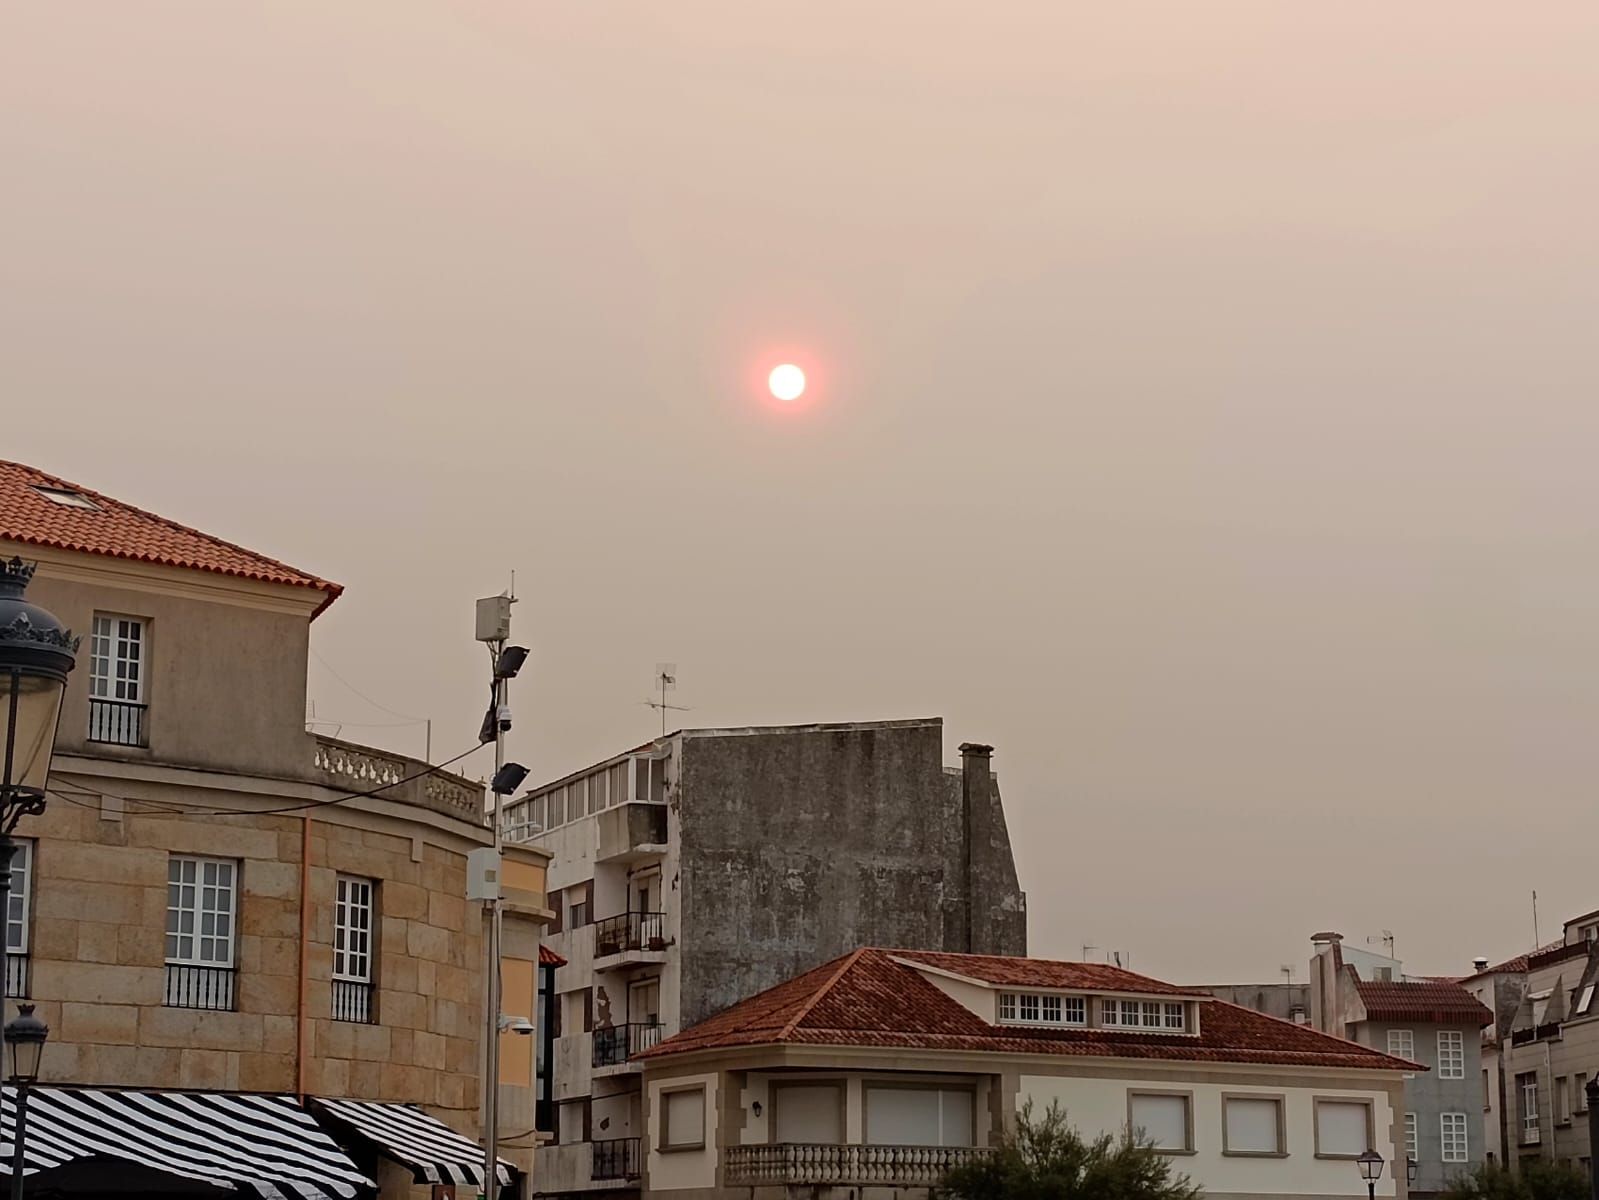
[1309,933,1493,1196]
[0,459,551,1198]
[499,719,1027,1197]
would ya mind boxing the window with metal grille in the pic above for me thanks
[333,876,375,1023]
[165,856,237,1010]
[88,614,148,746]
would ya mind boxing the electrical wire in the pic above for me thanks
[48,742,486,820]
[310,648,429,724]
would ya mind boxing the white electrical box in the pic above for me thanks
[475,594,513,643]
[466,847,501,901]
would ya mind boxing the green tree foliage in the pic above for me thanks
[943,1101,1203,1200]
[1441,1160,1589,1200]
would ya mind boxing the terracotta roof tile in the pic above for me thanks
[641,949,1414,1071]
[0,460,341,615]
[1353,979,1493,1026]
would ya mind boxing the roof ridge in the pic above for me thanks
[778,948,873,1039]
[2,460,337,591]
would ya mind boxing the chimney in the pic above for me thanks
[1474,956,1491,973]
[958,743,994,954]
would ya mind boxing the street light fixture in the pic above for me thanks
[1357,1149,1385,1200]
[5,1003,50,1200]
[0,559,77,821]
[1406,1158,1417,1189]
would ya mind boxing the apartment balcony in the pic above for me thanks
[87,698,148,748]
[724,1144,990,1187]
[592,911,668,971]
[596,802,668,865]
[592,1138,642,1182]
[592,1023,664,1077]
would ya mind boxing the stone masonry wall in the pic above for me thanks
[23,793,489,1133]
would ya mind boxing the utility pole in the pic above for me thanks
[474,593,530,1200]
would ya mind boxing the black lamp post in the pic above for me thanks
[1406,1157,1418,1191]
[5,1004,47,1200]
[0,557,75,1200]
[1357,1149,1386,1200]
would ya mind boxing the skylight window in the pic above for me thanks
[32,486,97,510]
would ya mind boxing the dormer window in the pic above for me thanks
[1103,998,1187,1032]
[997,992,1086,1027]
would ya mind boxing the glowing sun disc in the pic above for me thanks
[768,364,806,402]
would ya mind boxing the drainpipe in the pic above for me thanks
[297,813,313,1098]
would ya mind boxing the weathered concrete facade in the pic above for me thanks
[675,721,1027,1026]
[509,717,1028,1196]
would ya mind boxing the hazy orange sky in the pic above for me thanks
[7,3,1598,981]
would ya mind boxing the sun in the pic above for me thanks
[768,364,806,402]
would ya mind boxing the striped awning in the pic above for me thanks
[309,1099,513,1188]
[0,1088,373,1200]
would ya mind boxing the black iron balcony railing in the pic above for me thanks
[725,1144,991,1187]
[88,698,149,748]
[592,1138,642,1181]
[332,978,375,1023]
[592,1022,664,1067]
[5,952,27,999]
[593,911,666,958]
[164,963,236,1011]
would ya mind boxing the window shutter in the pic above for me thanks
[548,888,563,935]
[552,995,562,1038]
[583,988,593,1033]
[581,1097,593,1143]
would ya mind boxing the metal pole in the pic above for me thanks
[483,656,505,1200]
[8,1082,25,1200]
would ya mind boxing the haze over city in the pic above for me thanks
[7,2,1599,983]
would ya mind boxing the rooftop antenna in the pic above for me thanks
[1280,964,1294,984]
[643,663,690,737]
[1533,890,1541,950]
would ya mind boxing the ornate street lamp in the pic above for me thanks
[0,558,77,826]
[1357,1148,1386,1200]
[5,1003,49,1200]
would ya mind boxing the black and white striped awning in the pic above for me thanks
[0,1088,373,1200]
[309,1099,513,1188]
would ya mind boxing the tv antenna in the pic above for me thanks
[1280,964,1294,984]
[642,663,690,737]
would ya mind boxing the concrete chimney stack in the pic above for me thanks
[958,743,995,954]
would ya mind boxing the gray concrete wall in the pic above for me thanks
[1356,1021,1485,1194]
[675,720,1026,1027]
[1196,983,1312,1023]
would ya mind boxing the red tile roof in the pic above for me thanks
[0,461,341,615]
[640,948,1415,1071]
[1353,979,1493,1026]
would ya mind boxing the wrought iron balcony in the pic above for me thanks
[5,952,27,999]
[88,698,148,748]
[164,963,236,1011]
[592,1137,642,1181]
[592,1022,664,1068]
[725,1144,991,1187]
[593,911,667,960]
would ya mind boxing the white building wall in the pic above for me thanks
[646,1071,720,1192]
[1021,1075,1399,1198]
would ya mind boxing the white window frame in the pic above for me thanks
[1103,998,1186,1033]
[90,614,146,704]
[1405,1112,1418,1161]
[996,992,1086,1028]
[1388,1029,1415,1060]
[1521,1074,1540,1142]
[1438,1030,1465,1079]
[1441,1112,1468,1163]
[1580,985,1596,1016]
[166,856,237,966]
[334,875,374,983]
[6,840,31,955]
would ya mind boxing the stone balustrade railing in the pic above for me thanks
[313,735,485,825]
[724,1143,990,1187]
